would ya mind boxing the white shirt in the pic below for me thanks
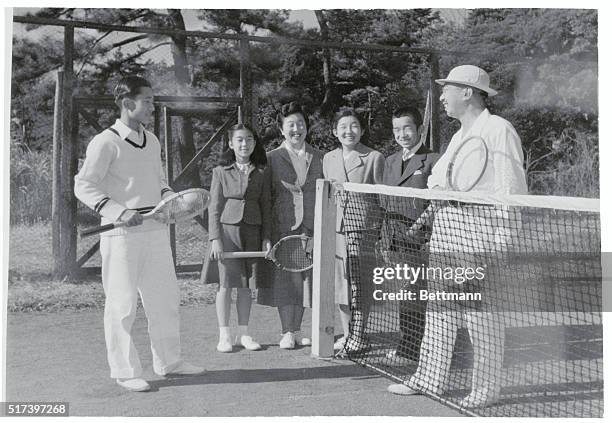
[235,161,252,174]
[283,140,309,186]
[402,143,421,162]
[426,109,527,252]
[427,109,527,195]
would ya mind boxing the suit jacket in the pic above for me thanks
[266,143,324,235]
[322,143,385,232]
[382,145,439,221]
[381,145,439,252]
[208,163,271,241]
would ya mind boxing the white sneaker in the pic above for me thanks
[116,377,150,392]
[217,335,233,353]
[293,331,311,346]
[279,332,295,349]
[239,335,262,351]
[459,389,500,409]
[333,336,347,350]
[387,384,420,396]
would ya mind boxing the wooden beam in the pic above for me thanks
[59,24,75,278]
[52,70,63,277]
[165,106,234,117]
[153,104,161,140]
[429,53,441,153]
[163,106,177,265]
[76,241,100,269]
[172,115,235,187]
[73,95,244,105]
[78,107,104,132]
[13,15,451,56]
[311,179,337,359]
[239,38,252,127]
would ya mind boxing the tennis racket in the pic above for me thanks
[80,188,210,238]
[222,234,313,273]
[405,136,488,240]
[446,135,489,192]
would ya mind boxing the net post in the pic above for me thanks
[311,179,336,358]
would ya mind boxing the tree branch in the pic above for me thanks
[111,34,150,48]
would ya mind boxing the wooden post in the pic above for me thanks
[311,179,337,358]
[69,102,79,273]
[52,71,63,276]
[59,24,75,277]
[153,104,161,140]
[239,38,252,127]
[429,53,441,153]
[163,106,177,265]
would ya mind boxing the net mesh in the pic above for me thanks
[273,236,313,272]
[335,183,602,418]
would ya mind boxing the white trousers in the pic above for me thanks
[100,229,181,378]
[412,306,504,398]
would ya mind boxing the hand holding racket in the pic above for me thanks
[221,235,313,273]
[80,188,210,238]
[405,135,489,240]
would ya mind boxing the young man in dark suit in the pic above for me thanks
[381,106,439,395]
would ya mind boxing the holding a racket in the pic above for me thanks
[74,75,204,393]
[392,65,528,407]
[80,188,209,237]
[222,234,313,272]
[200,123,272,353]
[404,134,490,240]
[256,102,325,351]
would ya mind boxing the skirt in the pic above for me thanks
[257,226,312,308]
[200,222,264,289]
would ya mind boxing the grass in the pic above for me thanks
[8,221,218,312]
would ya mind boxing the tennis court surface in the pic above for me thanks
[5,304,461,417]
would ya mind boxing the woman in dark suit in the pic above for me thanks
[258,102,324,349]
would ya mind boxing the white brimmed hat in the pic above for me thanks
[435,65,498,97]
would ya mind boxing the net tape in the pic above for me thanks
[334,183,602,417]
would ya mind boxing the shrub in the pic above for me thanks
[10,143,52,223]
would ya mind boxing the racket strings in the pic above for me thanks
[155,190,208,223]
[274,237,313,271]
[447,136,488,192]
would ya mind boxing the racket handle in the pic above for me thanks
[80,221,127,238]
[223,251,268,259]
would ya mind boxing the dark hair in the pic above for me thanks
[392,106,423,128]
[332,107,365,130]
[277,101,309,133]
[113,75,152,109]
[219,123,267,167]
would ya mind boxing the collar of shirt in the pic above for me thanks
[235,161,252,173]
[282,140,306,158]
[402,143,421,161]
[113,119,145,144]
[458,108,490,140]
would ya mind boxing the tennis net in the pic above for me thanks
[334,182,601,418]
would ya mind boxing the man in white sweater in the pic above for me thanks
[74,76,203,392]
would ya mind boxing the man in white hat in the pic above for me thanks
[387,65,527,408]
